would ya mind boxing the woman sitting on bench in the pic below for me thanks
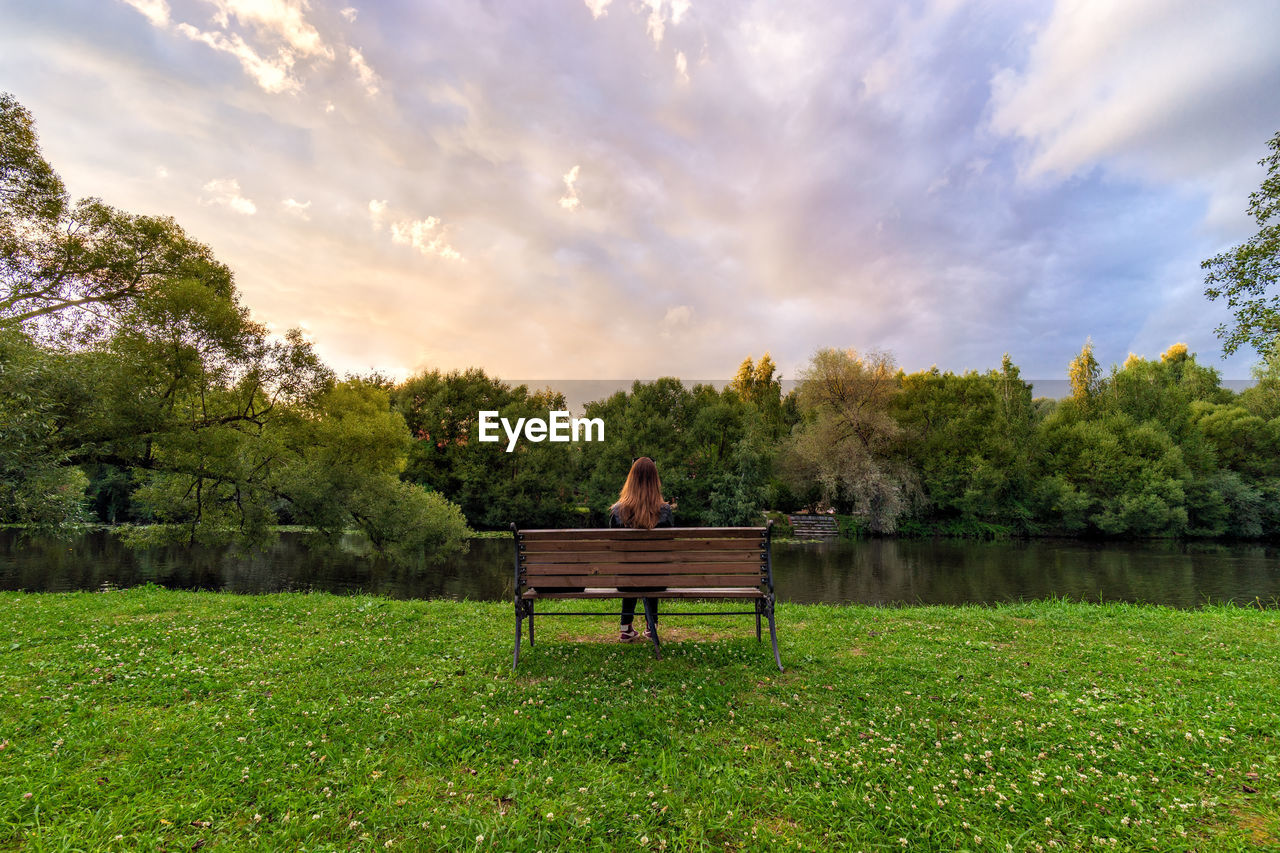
[610,457,674,642]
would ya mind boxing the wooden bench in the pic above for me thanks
[510,522,781,671]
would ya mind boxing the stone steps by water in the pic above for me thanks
[787,514,839,538]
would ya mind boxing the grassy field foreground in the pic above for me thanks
[2,590,1278,851]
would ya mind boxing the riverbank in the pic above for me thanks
[3,591,1278,850]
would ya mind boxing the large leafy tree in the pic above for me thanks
[0,93,470,560]
[895,355,1037,527]
[1036,409,1191,536]
[729,352,794,439]
[579,378,702,522]
[0,326,90,535]
[1,93,231,335]
[1029,344,1269,537]
[1238,347,1280,420]
[781,348,920,532]
[575,377,772,526]
[1106,344,1230,431]
[393,369,581,529]
[1203,130,1280,357]
[1068,339,1102,405]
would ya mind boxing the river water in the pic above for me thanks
[2,530,1277,608]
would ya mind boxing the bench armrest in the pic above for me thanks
[510,522,523,601]
[763,518,776,594]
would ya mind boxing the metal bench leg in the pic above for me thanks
[765,595,782,671]
[643,598,661,660]
[528,602,535,647]
[513,601,523,671]
[755,599,762,641]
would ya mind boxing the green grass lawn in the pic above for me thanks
[2,590,1278,851]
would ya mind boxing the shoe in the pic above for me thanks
[619,625,642,643]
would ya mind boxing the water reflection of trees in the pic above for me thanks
[3,532,1276,608]
[772,539,1280,607]
[0,531,509,601]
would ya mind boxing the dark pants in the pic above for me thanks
[620,595,660,627]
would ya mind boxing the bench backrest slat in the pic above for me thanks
[514,526,772,593]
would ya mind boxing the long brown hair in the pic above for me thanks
[611,457,666,529]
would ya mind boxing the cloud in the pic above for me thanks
[207,0,333,60]
[176,23,300,93]
[389,217,462,261]
[282,198,311,219]
[583,0,611,20]
[348,46,379,95]
[643,0,667,45]
[642,0,695,45]
[662,305,692,329]
[368,201,460,260]
[659,305,694,340]
[125,0,339,95]
[616,0,692,46]
[988,0,1280,205]
[559,165,581,211]
[119,0,169,27]
[17,0,1276,383]
[201,178,257,214]
[340,7,357,23]
[367,199,387,228]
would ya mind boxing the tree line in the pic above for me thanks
[385,342,1280,539]
[3,93,1279,554]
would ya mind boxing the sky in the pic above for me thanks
[2,0,1278,384]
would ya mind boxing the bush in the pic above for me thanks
[834,513,868,539]
[350,477,472,566]
[896,518,1012,539]
[761,510,794,538]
